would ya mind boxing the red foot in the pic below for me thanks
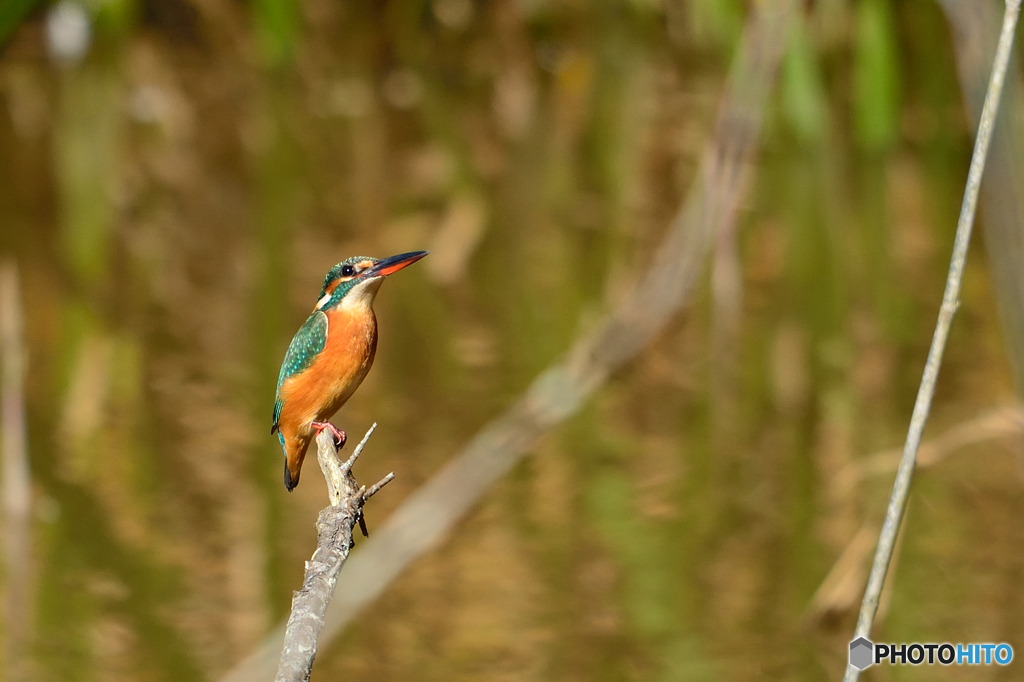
[311,421,347,448]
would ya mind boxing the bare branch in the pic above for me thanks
[836,404,1024,492]
[275,425,393,682]
[813,404,1023,622]
[318,423,377,508]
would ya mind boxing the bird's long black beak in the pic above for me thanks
[366,251,429,277]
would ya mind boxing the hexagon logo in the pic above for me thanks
[850,637,874,670]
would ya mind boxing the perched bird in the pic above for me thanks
[271,251,428,491]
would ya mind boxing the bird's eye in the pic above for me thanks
[342,265,355,277]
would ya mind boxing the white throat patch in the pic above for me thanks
[339,276,385,311]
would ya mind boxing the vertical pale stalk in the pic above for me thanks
[0,261,31,682]
[843,1,1022,679]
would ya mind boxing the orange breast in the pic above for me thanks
[277,307,378,443]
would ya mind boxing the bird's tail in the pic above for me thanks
[283,461,300,492]
[278,431,305,492]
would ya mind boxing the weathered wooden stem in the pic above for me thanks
[275,424,392,682]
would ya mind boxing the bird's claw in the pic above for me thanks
[312,421,347,448]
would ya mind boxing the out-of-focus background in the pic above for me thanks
[1,0,1023,680]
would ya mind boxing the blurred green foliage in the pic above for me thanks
[854,0,900,150]
[0,0,39,49]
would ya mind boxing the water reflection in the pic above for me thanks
[0,1,1020,681]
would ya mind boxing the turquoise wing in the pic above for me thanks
[271,311,329,434]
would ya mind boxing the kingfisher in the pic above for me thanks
[271,251,428,491]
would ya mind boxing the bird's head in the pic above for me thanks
[314,251,428,312]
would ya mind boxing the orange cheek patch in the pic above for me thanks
[327,274,358,296]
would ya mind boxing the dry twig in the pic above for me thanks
[275,425,392,682]
[812,404,1024,624]
[836,404,1024,492]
